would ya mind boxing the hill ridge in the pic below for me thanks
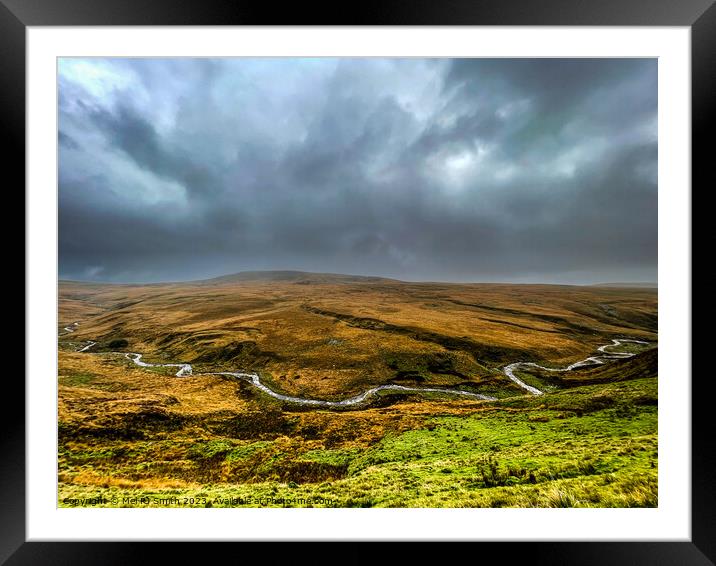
[201,269,399,284]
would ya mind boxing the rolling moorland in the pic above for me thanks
[57,271,658,507]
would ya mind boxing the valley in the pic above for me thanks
[57,272,658,508]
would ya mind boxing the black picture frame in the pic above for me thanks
[8,1,710,563]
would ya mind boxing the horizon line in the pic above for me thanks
[57,269,659,288]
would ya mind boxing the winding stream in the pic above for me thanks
[60,322,79,335]
[63,322,651,406]
[502,339,651,396]
[77,340,97,353]
[120,353,496,405]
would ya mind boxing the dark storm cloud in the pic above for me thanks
[58,58,657,283]
[88,102,223,200]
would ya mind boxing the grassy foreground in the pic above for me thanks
[59,377,656,508]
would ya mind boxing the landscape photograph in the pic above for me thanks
[58,57,658,508]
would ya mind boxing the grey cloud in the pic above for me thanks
[58,130,80,150]
[58,58,657,284]
[88,103,223,201]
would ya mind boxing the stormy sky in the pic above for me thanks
[58,58,657,284]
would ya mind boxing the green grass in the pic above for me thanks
[299,447,360,467]
[58,377,657,508]
[59,467,657,508]
[607,342,654,355]
[59,372,136,392]
[59,372,99,387]
[510,369,557,393]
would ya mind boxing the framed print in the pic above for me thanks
[10,0,712,563]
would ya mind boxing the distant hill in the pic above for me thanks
[201,270,398,285]
[590,282,657,289]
